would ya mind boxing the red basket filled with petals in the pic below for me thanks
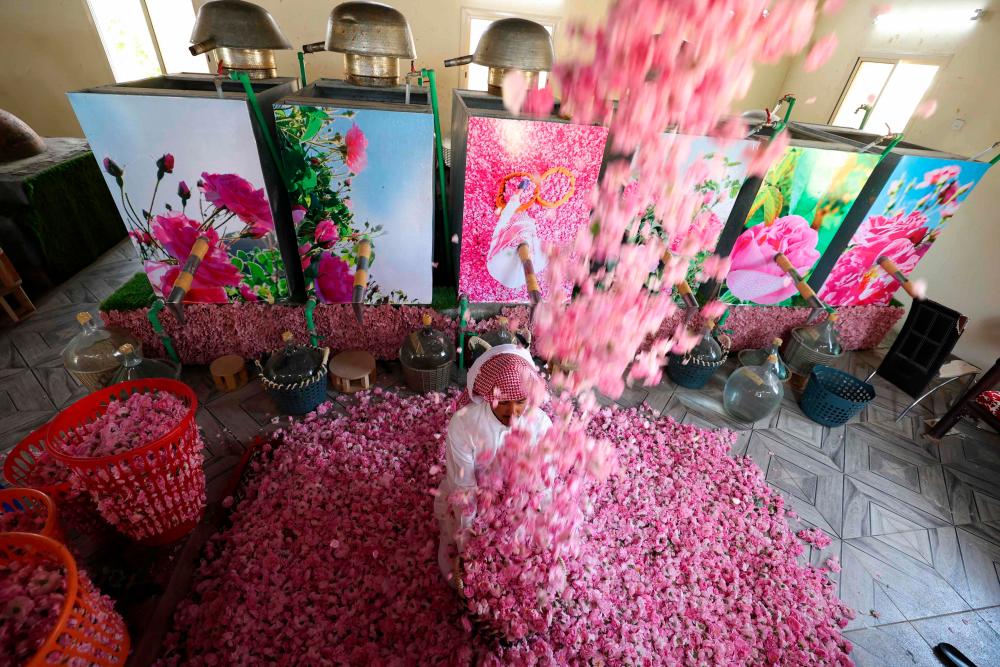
[46,379,206,545]
[3,423,72,499]
[0,532,129,666]
[0,488,63,541]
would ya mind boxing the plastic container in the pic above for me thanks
[0,488,62,540]
[724,353,785,422]
[258,332,330,415]
[62,312,141,390]
[799,365,875,427]
[400,313,454,393]
[666,323,728,389]
[0,533,129,666]
[110,343,181,384]
[2,424,72,499]
[45,379,205,545]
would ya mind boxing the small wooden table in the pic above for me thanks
[210,354,248,392]
[328,350,376,394]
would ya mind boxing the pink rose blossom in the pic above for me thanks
[314,220,339,247]
[523,85,556,118]
[150,211,241,294]
[344,124,368,174]
[914,99,937,118]
[291,205,307,224]
[727,216,820,304]
[200,172,274,236]
[918,165,961,188]
[314,253,355,304]
[852,211,928,247]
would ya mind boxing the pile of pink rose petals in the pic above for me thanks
[0,557,67,664]
[159,391,852,665]
[66,390,187,458]
[19,450,72,488]
[0,505,48,534]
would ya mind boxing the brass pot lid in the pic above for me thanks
[190,0,292,55]
[446,18,552,72]
[323,1,416,59]
[0,109,45,163]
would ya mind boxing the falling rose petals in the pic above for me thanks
[501,70,529,115]
[871,4,893,20]
[915,99,938,119]
[523,85,556,118]
[745,130,790,177]
[911,278,928,299]
[805,96,818,104]
[823,0,846,13]
[804,34,838,72]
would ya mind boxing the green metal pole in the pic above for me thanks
[421,68,452,276]
[148,299,179,363]
[297,52,308,87]
[858,104,873,130]
[991,152,1000,166]
[773,95,796,136]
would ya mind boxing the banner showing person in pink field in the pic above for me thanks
[457,116,609,303]
[817,155,990,306]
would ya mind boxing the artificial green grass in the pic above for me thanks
[430,285,458,310]
[100,272,155,312]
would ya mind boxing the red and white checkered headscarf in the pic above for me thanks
[457,346,538,410]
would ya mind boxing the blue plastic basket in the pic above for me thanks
[666,352,727,389]
[799,365,875,426]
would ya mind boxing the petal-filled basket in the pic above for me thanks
[46,379,205,545]
[0,533,129,666]
[3,423,72,499]
[0,488,62,541]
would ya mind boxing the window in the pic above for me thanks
[86,0,208,83]
[831,58,940,133]
[461,10,557,91]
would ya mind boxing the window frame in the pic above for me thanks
[458,7,560,91]
[829,54,949,131]
[83,0,209,83]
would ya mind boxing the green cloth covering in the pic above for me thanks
[2,152,126,283]
[100,272,155,312]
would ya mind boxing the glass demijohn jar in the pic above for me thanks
[723,353,785,422]
[690,321,724,364]
[738,337,789,381]
[262,332,325,386]
[401,313,453,370]
[62,312,141,390]
[110,343,181,384]
[795,310,842,356]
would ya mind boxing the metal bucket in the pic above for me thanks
[782,326,842,378]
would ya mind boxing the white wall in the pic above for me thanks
[0,0,786,136]
[779,0,1000,369]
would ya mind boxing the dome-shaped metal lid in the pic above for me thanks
[189,0,292,54]
[0,109,45,163]
[474,18,552,71]
[323,1,416,59]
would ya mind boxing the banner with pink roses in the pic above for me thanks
[718,145,879,306]
[69,93,292,304]
[817,155,991,306]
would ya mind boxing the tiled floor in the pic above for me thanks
[3,240,999,666]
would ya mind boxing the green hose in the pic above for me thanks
[420,68,452,276]
[877,134,904,164]
[233,72,287,186]
[457,294,469,370]
[297,52,308,87]
[148,299,180,363]
[305,298,319,346]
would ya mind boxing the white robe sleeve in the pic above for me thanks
[444,409,480,533]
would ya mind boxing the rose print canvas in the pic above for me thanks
[69,93,289,303]
[458,116,609,303]
[275,104,434,304]
[817,156,990,306]
[719,145,879,306]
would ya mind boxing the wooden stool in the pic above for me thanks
[329,350,376,394]
[210,354,248,392]
[0,248,35,323]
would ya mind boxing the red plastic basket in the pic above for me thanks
[0,488,63,541]
[3,423,73,499]
[0,533,129,666]
[46,379,206,545]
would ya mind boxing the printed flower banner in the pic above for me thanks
[275,104,434,304]
[719,145,880,306]
[69,93,291,303]
[636,134,758,288]
[817,155,990,306]
[458,116,609,303]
